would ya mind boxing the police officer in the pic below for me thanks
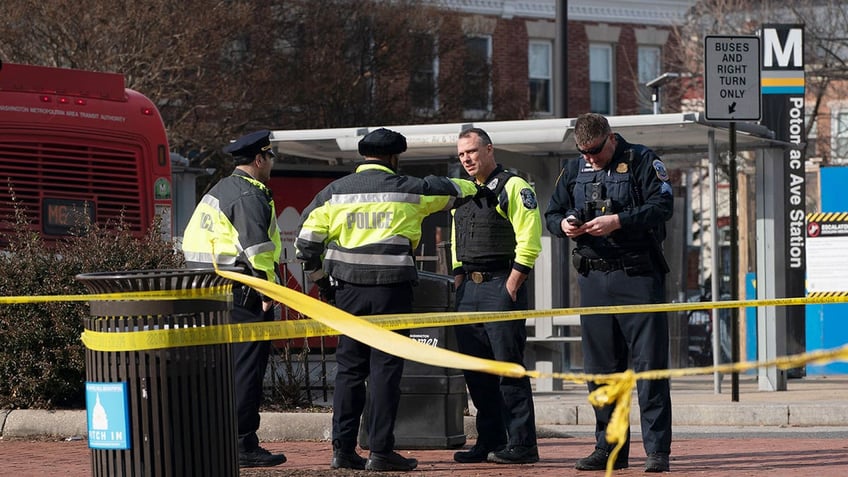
[181,130,286,468]
[544,113,673,473]
[450,127,543,465]
[295,128,482,472]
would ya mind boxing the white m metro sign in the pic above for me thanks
[763,28,803,69]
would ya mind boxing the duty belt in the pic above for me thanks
[469,270,509,283]
[584,257,623,272]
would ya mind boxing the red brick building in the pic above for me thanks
[427,0,697,119]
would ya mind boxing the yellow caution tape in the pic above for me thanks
[552,344,848,477]
[79,291,848,352]
[213,267,527,378]
[0,286,230,304]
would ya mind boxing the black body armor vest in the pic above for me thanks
[454,170,516,269]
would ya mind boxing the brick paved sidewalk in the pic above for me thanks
[3,436,848,477]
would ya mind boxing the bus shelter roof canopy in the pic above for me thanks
[270,112,792,168]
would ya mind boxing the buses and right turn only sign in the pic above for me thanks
[704,35,761,121]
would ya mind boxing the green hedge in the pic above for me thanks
[0,204,184,409]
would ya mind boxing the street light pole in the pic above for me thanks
[646,72,682,115]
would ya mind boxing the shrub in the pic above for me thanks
[0,196,183,409]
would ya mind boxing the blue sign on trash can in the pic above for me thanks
[86,382,130,450]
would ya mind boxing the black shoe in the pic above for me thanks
[574,448,628,471]
[331,449,366,470]
[365,451,418,471]
[238,446,287,468]
[644,452,670,473]
[487,445,540,464]
[454,443,505,463]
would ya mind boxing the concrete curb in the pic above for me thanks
[2,409,87,438]
[5,402,848,440]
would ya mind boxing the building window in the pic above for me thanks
[638,46,661,114]
[806,108,818,158]
[410,33,438,112]
[463,35,492,114]
[529,41,552,114]
[834,110,848,163]
[590,44,613,114]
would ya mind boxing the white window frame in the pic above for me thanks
[637,45,662,114]
[529,40,553,115]
[589,43,614,115]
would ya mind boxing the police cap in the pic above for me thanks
[358,128,407,157]
[223,130,276,162]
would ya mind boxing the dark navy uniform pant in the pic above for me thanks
[578,268,672,456]
[454,275,537,448]
[232,304,275,452]
[332,281,413,454]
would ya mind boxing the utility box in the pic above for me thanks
[360,271,467,449]
[77,268,238,477]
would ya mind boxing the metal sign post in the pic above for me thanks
[704,35,761,400]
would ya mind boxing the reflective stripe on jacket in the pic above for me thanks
[295,162,478,285]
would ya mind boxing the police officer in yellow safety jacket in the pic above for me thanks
[450,127,543,466]
[295,128,482,472]
[181,129,286,468]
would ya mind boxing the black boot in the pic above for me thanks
[330,440,366,470]
[365,451,418,471]
[644,452,670,473]
[574,448,628,471]
[238,446,286,468]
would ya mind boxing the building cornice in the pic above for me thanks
[432,0,697,25]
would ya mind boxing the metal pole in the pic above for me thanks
[708,129,721,394]
[557,0,568,118]
[729,122,740,402]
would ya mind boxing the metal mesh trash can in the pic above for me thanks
[77,268,238,477]
[359,271,467,449]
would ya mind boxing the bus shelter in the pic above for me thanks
[270,112,797,392]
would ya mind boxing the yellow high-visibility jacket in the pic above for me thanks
[296,162,479,285]
[182,169,281,284]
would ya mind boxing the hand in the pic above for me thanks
[505,270,526,302]
[562,217,586,238]
[315,276,335,304]
[584,214,622,236]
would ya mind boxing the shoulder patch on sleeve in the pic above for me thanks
[520,188,538,210]
[652,159,669,182]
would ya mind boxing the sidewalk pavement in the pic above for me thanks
[2,374,847,440]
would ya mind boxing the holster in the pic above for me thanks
[571,249,590,276]
[233,285,262,315]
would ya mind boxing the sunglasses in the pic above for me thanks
[577,135,608,156]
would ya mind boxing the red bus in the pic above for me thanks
[0,62,172,241]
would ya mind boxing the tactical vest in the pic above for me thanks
[573,150,652,252]
[454,170,517,269]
